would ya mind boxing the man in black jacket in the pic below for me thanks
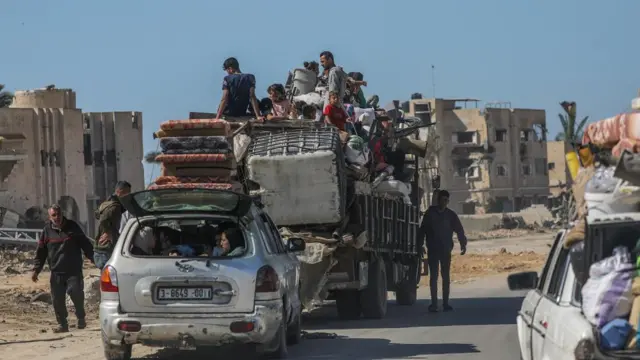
[32,204,95,333]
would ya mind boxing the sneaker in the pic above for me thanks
[428,304,439,313]
[77,319,87,330]
[53,325,69,333]
[443,304,454,312]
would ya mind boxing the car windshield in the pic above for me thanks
[132,189,241,213]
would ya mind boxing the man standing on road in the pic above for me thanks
[215,57,263,121]
[94,181,130,269]
[32,204,95,333]
[420,190,467,313]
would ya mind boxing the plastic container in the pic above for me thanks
[584,180,640,216]
[566,151,580,181]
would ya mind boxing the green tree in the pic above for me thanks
[0,84,13,108]
[554,101,589,142]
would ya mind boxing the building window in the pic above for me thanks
[497,164,508,176]
[522,163,532,176]
[454,159,480,178]
[453,131,477,144]
[535,158,547,175]
[520,129,532,141]
[548,162,556,170]
[461,202,476,215]
[495,129,507,142]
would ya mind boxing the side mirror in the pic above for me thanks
[286,237,306,252]
[507,271,538,291]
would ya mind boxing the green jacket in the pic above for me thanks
[94,195,124,253]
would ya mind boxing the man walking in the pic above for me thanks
[420,190,467,312]
[94,181,130,269]
[32,204,95,333]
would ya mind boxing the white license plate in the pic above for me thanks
[156,287,212,300]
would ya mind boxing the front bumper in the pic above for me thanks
[100,300,282,347]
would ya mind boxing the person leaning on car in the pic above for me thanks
[94,181,131,269]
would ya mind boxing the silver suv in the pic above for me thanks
[99,188,305,359]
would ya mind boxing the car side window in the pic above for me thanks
[537,231,564,292]
[572,279,582,306]
[545,247,570,299]
[253,219,277,254]
[260,214,286,254]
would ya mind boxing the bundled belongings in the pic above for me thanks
[582,246,634,329]
[582,112,640,158]
[149,119,242,193]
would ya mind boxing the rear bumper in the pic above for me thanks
[100,299,282,347]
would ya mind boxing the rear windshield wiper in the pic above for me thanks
[177,258,212,267]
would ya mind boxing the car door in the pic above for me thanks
[531,232,570,360]
[519,230,564,360]
[258,212,300,318]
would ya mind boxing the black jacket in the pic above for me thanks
[34,218,95,275]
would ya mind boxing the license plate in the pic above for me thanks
[156,287,213,300]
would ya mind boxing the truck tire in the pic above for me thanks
[102,331,132,360]
[395,259,419,306]
[335,290,361,320]
[360,258,388,319]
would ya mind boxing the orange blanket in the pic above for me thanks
[155,153,233,164]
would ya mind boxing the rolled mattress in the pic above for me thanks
[160,119,231,132]
[148,182,243,192]
[248,150,342,225]
[161,161,236,177]
[154,176,232,185]
[154,129,229,138]
[160,136,229,153]
[155,153,233,164]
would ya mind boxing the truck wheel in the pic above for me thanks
[360,258,388,319]
[335,290,361,320]
[395,259,419,306]
[102,331,132,360]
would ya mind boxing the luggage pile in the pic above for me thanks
[148,119,243,192]
[562,109,640,351]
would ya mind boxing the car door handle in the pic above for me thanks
[213,289,236,296]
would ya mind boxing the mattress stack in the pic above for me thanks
[149,119,243,192]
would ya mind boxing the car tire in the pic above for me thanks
[263,305,289,359]
[360,258,388,319]
[335,289,361,320]
[101,331,132,360]
[286,306,302,345]
[395,258,419,306]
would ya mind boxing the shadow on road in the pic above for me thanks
[303,296,524,330]
[135,336,479,359]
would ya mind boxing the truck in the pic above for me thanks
[183,98,433,320]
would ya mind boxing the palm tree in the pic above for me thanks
[555,101,589,142]
[0,84,13,108]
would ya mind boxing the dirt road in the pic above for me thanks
[0,232,553,359]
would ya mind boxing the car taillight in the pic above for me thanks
[100,265,119,292]
[255,265,279,293]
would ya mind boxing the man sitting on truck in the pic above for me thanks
[420,190,467,313]
[215,57,263,121]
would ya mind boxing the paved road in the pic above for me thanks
[1,274,526,360]
[285,274,525,360]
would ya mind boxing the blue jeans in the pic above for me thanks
[94,251,111,270]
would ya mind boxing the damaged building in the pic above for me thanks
[0,87,144,233]
[405,98,550,214]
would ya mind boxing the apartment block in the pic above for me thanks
[406,98,550,214]
[547,140,570,197]
[0,88,144,232]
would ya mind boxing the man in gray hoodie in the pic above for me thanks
[420,190,467,312]
[319,51,347,107]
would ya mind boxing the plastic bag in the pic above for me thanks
[293,92,324,108]
[585,166,619,194]
[582,246,634,328]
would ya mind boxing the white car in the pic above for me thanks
[99,188,305,359]
[509,214,640,360]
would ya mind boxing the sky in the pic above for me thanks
[3,0,640,182]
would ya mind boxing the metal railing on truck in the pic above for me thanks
[355,194,420,255]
